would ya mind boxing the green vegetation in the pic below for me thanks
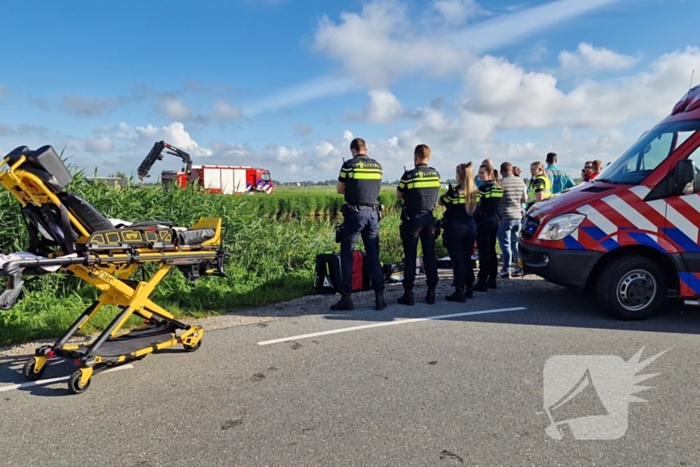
[0,171,446,345]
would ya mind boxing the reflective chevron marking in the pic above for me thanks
[577,204,617,235]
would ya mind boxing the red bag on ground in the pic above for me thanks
[351,251,366,292]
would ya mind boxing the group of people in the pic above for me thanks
[331,137,592,311]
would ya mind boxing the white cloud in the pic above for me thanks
[347,90,405,123]
[315,141,335,157]
[0,85,7,100]
[559,42,638,71]
[62,95,120,117]
[452,0,626,53]
[244,74,357,116]
[84,135,114,154]
[205,130,398,180]
[323,46,700,182]
[276,146,301,162]
[462,47,700,130]
[293,123,314,136]
[433,0,483,26]
[157,97,192,120]
[113,122,212,157]
[212,100,242,121]
[314,141,346,170]
[236,0,626,115]
[313,0,468,88]
[0,124,50,137]
[365,89,404,124]
[311,0,627,90]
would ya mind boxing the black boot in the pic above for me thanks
[465,287,474,299]
[473,281,488,292]
[425,287,436,305]
[487,279,497,289]
[330,294,354,311]
[375,291,387,311]
[446,286,466,303]
[397,290,414,306]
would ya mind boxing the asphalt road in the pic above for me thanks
[1,278,700,467]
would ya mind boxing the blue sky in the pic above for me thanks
[1,0,699,182]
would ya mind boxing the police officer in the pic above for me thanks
[473,163,503,292]
[438,162,479,302]
[331,137,387,312]
[527,161,553,209]
[396,144,441,305]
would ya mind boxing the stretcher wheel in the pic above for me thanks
[22,359,45,381]
[68,370,91,394]
[183,341,201,352]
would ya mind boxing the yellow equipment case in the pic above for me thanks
[0,145,228,393]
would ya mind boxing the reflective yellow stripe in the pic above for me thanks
[441,193,465,204]
[352,172,382,180]
[479,186,504,198]
[404,177,440,184]
[527,175,552,203]
[404,181,441,189]
[408,176,440,181]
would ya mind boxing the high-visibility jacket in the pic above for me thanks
[527,174,552,206]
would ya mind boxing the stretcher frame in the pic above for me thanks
[0,149,228,393]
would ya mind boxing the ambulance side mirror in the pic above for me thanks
[674,159,696,195]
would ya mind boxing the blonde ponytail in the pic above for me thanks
[457,162,478,215]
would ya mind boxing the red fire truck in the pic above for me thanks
[519,85,700,320]
[138,141,274,195]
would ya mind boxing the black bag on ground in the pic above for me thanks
[314,253,342,294]
[313,252,371,294]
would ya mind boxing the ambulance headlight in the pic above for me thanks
[537,214,586,241]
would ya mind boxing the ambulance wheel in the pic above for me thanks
[22,359,45,381]
[597,255,666,320]
[68,370,91,394]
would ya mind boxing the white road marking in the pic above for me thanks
[0,364,134,392]
[7,358,62,371]
[257,307,527,346]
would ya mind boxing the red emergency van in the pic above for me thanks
[519,85,700,320]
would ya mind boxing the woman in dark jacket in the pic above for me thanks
[438,162,479,302]
[473,163,503,292]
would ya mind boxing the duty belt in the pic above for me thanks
[406,210,433,216]
[402,209,433,221]
[342,203,379,216]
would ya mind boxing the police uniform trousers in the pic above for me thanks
[476,213,499,284]
[340,210,385,294]
[444,219,477,290]
[400,212,438,290]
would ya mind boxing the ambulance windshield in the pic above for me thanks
[596,120,700,184]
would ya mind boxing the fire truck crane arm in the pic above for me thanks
[136,141,192,181]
